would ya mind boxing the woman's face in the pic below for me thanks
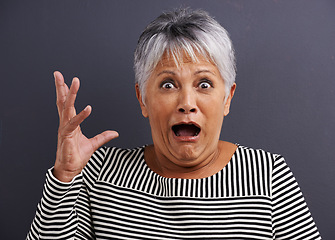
[136,52,235,168]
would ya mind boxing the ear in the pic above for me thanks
[135,84,148,118]
[223,83,236,116]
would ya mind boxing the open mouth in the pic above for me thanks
[172,124,201,137]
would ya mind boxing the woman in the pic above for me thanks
[27,9,321,239]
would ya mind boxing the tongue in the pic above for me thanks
[176,125,197,136]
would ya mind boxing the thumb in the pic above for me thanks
[90,130,119,152]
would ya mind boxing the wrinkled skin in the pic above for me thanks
[136,53,236,179]
[53,71,119,182]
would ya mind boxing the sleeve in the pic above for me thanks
[271,155,321,240]
[26,147,108,240]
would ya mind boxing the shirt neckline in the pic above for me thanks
[139,144,241,180]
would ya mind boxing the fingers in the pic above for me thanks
[54,71,69,117]
[90,130,119,152]
[64,105,92,134]
[54,71,80,124]
[63,77,80,120]
[54,71,119,153]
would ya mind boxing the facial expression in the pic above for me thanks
[136,52,235,169]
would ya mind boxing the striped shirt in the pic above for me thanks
[27,145,321,239]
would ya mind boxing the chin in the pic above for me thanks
[172,145,202,163]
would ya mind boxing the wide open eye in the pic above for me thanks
[199,80,213,89]
[161,80,176,89]
[162,83,173,88]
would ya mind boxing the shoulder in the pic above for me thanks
[89,145,144,164]
[232,144,289,178]
[235,144,284,164]
[83,146,145,188]
[235,144,295,178]
[229,145,293,196]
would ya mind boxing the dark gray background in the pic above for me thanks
[0,0,334,239]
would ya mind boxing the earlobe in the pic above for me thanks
[223,83,236,116]
[135,84,148,118]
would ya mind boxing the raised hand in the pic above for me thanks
[53,71,119,182]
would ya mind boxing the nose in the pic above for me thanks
[177,89,197,114]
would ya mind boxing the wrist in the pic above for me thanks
[53,167,81,182]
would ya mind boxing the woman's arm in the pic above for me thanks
[26,169,84,239]
[26,72,118,239]
[27,146,109,239]
[52,71,118,182]
[271,156,321,239]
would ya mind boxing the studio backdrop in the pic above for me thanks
[0,0,334,239]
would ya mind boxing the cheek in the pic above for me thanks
[147,98,171,126]
[152,94,176,112]
[201,93,225,109]
[202,99,225,123]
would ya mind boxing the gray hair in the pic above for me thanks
[134,8,236,101]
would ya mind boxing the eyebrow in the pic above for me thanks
[157,70,176,76]
[157,69,216,76]
[194,70,216,76]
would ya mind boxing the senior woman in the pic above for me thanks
[27,8,320,239]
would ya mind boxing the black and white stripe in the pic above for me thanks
[27,145,321,239]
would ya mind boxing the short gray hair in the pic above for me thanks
[134,8,236,101]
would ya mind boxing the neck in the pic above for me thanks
[144,141,237,179]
